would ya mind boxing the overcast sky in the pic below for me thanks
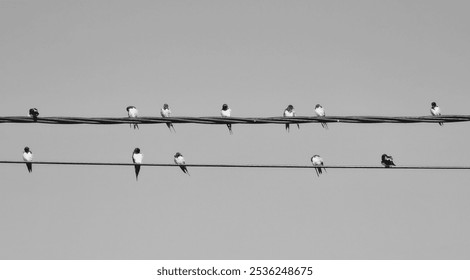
[1,0,470,259]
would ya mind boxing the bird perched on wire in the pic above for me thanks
[126,106,139,129]
[430,102,443,126]
[283,105,300,132]
[314,104,328,129]
[29,108,39,122]
[22,147,33,173]
[381,154,396,168]
[311,155,326,177]
[160,103,176,132]
[132,148,143,180]
[221,104,232,134]
[174,152,190,175]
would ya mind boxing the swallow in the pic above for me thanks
[126,106,139,129]
[430,102,443,126]
[381,154,396,168]
[174,152,190,175]
[22,147,33,173]
[132,148,143,180]
[314,104,328,129]
[160,104,176,132]
[311,155,326,177]
[283,105,300,132]
[221,104,233,134]
[29,108,39,122]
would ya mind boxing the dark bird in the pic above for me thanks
[132,148,143,180]
[430,102,443,126]
[314,104,328,129]
[381,154,396,168]
[174,152,190,175]
[22,147,33,173]
[126,106,139,129]
[221,104,232,134]
[160,103,176,132]
[311,154,326,177]
[283,105,300,132]
[29,108,39,122]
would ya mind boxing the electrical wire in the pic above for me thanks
[1,115,469,125]
[1,161,470,169]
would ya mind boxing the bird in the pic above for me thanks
[22,147,33,173]
[311,155,326,177]
[29,108,39,122]
[126,106,139,129]
[221,104,233,134]
[132,148,143,180]
[283,105,300,132]
[430,102,443,126]
[174,152,190,175]
[314,104,328,129]
[381,154,396,168]
[160,104,176,132]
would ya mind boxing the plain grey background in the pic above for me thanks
[1,0,470,259]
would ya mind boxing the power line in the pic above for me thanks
[0,115,469,125]
[1,161,470,170]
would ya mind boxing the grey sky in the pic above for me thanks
[1,0,470,259]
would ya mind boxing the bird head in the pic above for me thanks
[29,108,39,116]
[222,104,229,110]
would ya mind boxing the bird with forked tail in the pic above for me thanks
[132,148,143,180]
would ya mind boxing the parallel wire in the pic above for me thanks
[1,115,469,125]
[1,161,469,170]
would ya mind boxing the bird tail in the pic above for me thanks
[439,122,444,126]
[182,166,190,176]
[134,165,141,180]
[26,162,32,173]
[166,122,176,132]
[314,167,320,177]
[321,122,328,129]
[296,123,300,130]
[227,124,233,134]
[134,123,139,130]
[285,123,290,132]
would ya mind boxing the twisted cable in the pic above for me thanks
[0,115,468,125]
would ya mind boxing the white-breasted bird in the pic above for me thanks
[311,155,326,177]
[283,105,300,132]
[29,108,39,122]
[221,104,232,134]
[126,106,139,129]
[160,103,176,132]
[430,102,443,126]
[132,148,143,180]
[22,147,33,173]
[314,104,328,129]
[381,154,395,168]
[174,152,190,175]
